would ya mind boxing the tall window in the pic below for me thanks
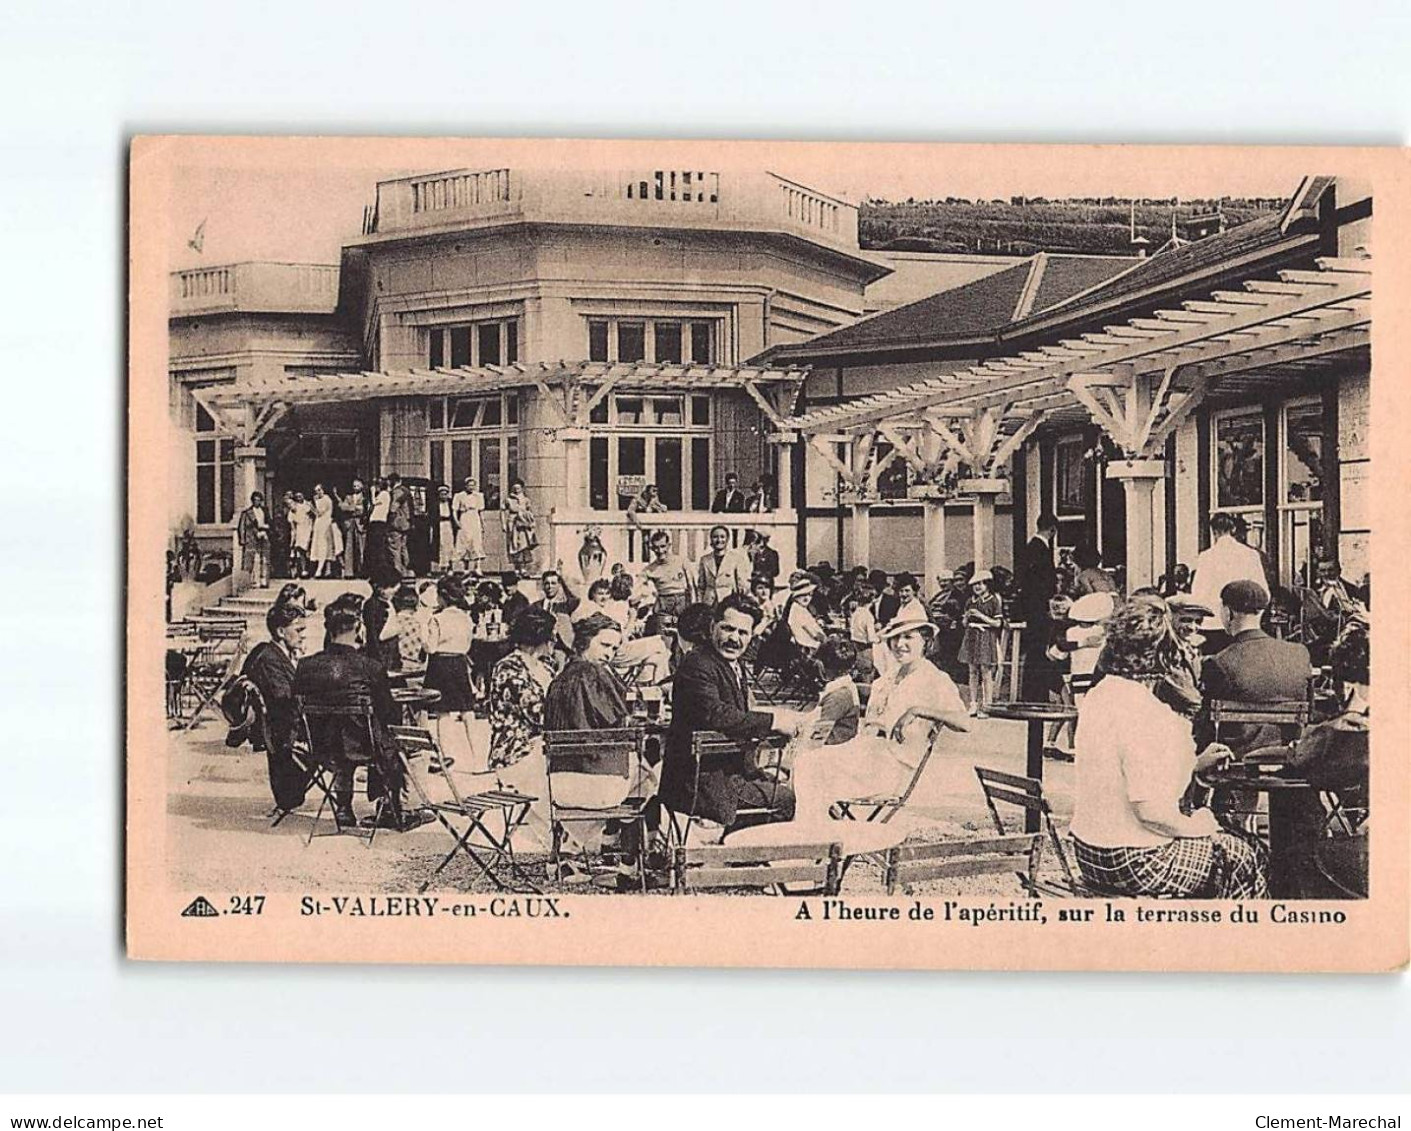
[194,404,236,525]
[1280,398,1325,587]
[584,318,718,364]
[581,392,713,511]
[1211,407,1267,549]
[427,392,519,509]
[428,318,520,368]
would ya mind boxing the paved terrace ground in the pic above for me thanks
[165,709,1075,899]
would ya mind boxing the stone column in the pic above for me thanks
[773,432,796,512]
[1107,459,1167,591]
[232,444,266,592]
[961,477,1006,571]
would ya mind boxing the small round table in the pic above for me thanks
[984,702,1078,832]
[392,686,442,725]
[1200,765,1318,899]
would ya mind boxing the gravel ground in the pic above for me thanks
[165,712,1078,900]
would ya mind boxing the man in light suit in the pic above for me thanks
[1190,513,1268,653]
[695,525,751,605]
[660,593,802,830]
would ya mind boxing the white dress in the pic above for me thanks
[452,490,485,564]
[288,501,314,555]
[308,494,342,565]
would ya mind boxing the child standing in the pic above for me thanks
[958,569,1004,717]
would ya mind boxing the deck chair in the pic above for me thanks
[672,840,842,895]
[666,731,790,848]
[294,695,386,846]
[882,833,1043,896]
[835,714,949,824]
[974,766,1076,896]
[543,728,652,893]
[390,725,539,894]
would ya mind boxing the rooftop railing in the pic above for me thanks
[360,167,858,250]
[169,262,341,316]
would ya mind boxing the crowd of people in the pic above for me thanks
[220,487,1369,899]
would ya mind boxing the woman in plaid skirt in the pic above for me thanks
[1068,595,1268,899]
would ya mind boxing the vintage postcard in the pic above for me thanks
[128,137,1409,970]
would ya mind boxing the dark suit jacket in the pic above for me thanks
[1198,628,1311,752]
[293,643,399,765]
[753,546,780,584]
[241,640,297,753]
[361,596,402,670]
[711,488,746,513]
[659,645,774,826]
[1016,535,1057,636]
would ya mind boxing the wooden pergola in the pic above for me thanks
[784,256,1371,588]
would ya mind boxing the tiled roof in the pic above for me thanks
[769,254,1136,360]
[1004,213,1312,338]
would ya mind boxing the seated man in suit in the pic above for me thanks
[659,592,806,832]
[294,595,426,831]
[1198,579,1312,755]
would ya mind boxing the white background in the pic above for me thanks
[2,0,1410,1095]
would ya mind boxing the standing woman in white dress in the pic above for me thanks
[287,492,314,579]
[308,484,343,578]
[452,476,486,573]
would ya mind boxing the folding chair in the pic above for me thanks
[974,766,1075,896]
[543,728,652,893]
[666,731,790,849]
[835,718,947,824]
[294,695,387,846]
[672,840,842,895]
[882,833,1043,896]
[1209,699,1311,756]
[390,726,539,894]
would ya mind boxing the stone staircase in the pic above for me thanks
[202,578,373,623]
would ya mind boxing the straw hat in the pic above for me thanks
[788,569,820,597]
[970,569,993,585]
[876,611,937,642]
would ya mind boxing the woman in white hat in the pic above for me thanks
[1066,591,1117,697]
[784,570,826,653]
[790,610,970,826]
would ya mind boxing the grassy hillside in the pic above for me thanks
[859,197,1285,256]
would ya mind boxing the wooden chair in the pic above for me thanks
[974,766,1076,896]
[835,711,950,824]
[295,695,385,845]
[667,731,790,848]
[390,725,539,893]
[543,728,652,893]
[1209,699,1311,756]
[672,841,842,895]
[882,833,1043,896]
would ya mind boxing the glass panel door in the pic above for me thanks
[655,437,683,509]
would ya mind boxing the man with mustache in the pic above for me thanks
[659,592,805,832]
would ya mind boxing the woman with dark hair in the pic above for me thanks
[488,607,559,773]
[544,613,629,732]
[1069,595,1267,898]
[487,606,560,846]
[423,574,481,771]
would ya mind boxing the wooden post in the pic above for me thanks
[961,478,1006,572]
[850,500,871,570]
[774,434,795,511]
[1107,459,1166,591]
[922,497,947,594]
